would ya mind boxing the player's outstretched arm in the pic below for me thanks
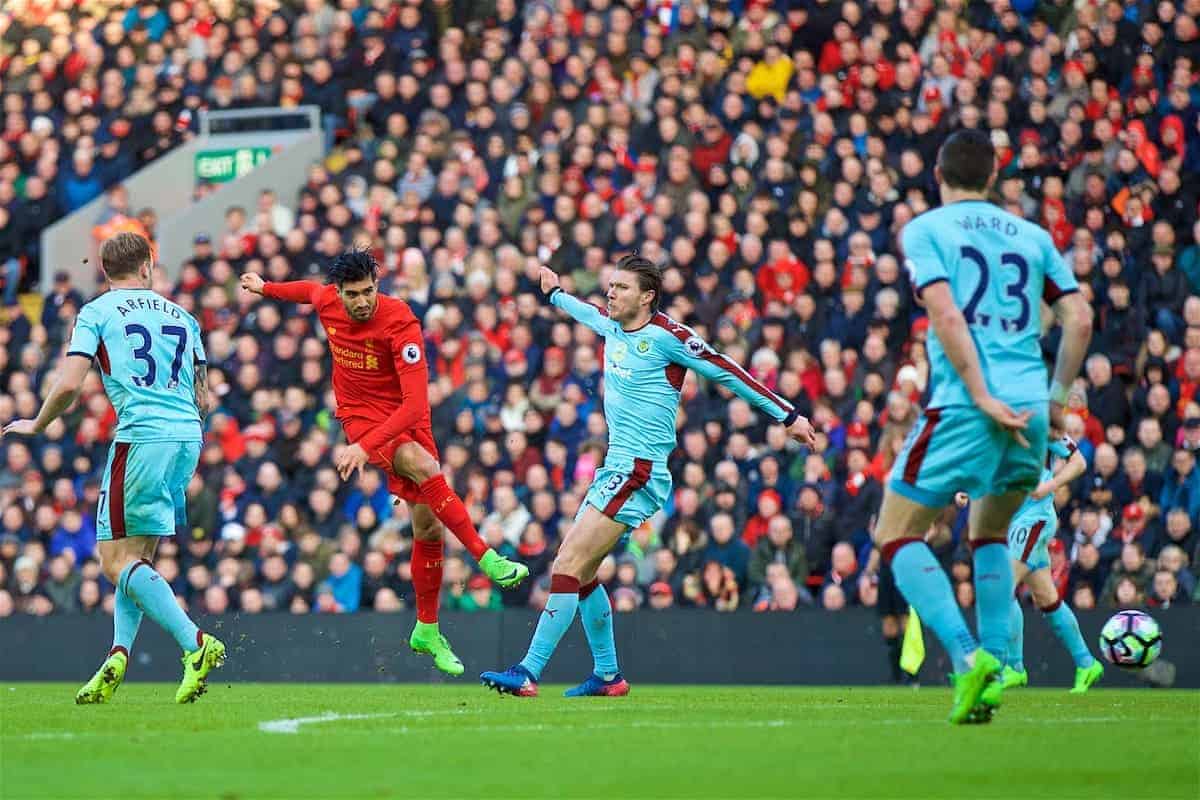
[1031,437,1087,500]
[1047,292,1093,430]
[921,281,1031,446]
[241,273,321,304]
[1,355,92,438]
[541,266,611,335]
[664,324,816,446]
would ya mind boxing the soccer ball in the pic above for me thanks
[1099,610,1163,669]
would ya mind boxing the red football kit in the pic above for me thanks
[262,280,437,503]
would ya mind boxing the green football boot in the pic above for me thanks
[979,665,1026,711]
[949,649,1002,725]
[1001,666,1029,689]
[1069,661,1104,694]
[410,622,465,676]
[175,634,226,704]
[76,650,128,705]
[479,549,529,589]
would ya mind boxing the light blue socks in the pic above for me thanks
[1007,598,1025,672]
[579,582,619,678]
[972,541,1014,662]
[519,574,581,680]
[119,559,200,653]
[1044,600,1095,668]
[890,540,977,673]
[111,586,143,657]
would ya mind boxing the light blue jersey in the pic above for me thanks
[67,288,204,442]
[550,289,797,526]
[1013,435,1078,525]
[901,200,1078,409]
[1007,436,1078,569]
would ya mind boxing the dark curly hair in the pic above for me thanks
[328,248,377,286]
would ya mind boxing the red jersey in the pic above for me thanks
[262,280,430,453]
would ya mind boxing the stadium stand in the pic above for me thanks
[1,0,1198,645]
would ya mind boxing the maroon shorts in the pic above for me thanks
[342,418,440,505]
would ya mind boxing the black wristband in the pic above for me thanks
[782,408,801,427]
[546,286,562,302]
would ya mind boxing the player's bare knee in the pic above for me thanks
[1031,582,1059,609]
[551,549,587,579]
[393,442,439,483]
[99,553,128,585]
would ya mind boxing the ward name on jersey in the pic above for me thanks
[67,288,205,442]
[902,199,1079,410]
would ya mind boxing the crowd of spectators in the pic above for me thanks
[2,0,1199,635]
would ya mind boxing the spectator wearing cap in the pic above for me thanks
[742,487,785,549]
[455,573,502,612]
[1113,501,1161,552]
[647,581,676,610]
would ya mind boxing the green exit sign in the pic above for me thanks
[194,147,272,183]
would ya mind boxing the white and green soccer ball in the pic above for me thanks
[1099,610,1163,669]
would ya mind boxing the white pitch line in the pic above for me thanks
[257,708,475,734]
[258,711,397,734]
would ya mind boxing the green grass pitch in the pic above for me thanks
[2,683,1197,799]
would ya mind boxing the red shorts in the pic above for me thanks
[341,418,440,505]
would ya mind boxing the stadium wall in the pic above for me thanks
[40,106,323,293]
[2,609,1196,687]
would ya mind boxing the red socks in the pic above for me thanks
[418,474,489,561]
[412,538,444,624]
[550,574,581,594]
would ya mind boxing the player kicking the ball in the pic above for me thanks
[872,130,1092,724]
[241,250,527,675]
[480,254,815,697]
[3,232,225,704]
[991,434,1103,696]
